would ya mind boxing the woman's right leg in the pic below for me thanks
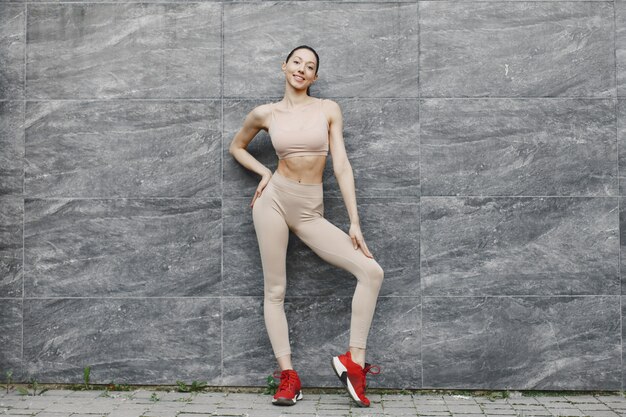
[251,184,293,367]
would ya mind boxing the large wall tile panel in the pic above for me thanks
[617,2,625,97]
[421,99,617,196]
[0,101,24,196]
[0,300,22,382]
[419,2,614,98]
[423,296,621,390]
[223,2,418,98]
[0,4,24,99]
[422,197,619,296]
[26,3,221,99]
[0,196,23,298]
[24,198,221,297]
[24,100,221,198]
[23,298,221,384]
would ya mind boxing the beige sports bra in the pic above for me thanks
[268,98,330,160]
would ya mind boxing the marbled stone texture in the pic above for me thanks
[423,296,621,390]
[0,4,24,99]
[0,0,624,391]
[0,101,24,196]
[421,99,617,196]
[0,300,22,382]
[0,197,23,298]
[24,198,221,297]
[422,197,619,296]
[22,298,221,384]
[24,101,221,198]
[419,3,615,98]
[223,3,418,98]
[26,4,221,99]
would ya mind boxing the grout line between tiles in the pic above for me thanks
[614,0,622,392]
[220,0,224,387]
[22,1,27,382]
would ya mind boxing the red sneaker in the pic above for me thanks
[331,351,381,407]
[271,369,303,406]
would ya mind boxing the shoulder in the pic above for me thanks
[320,98,341,112]
[248,101,275,131]
[320,99,342,125]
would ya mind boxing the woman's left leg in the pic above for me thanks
[291,216,384,351]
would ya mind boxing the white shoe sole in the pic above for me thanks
[272,390,303,406]
[331,356,369,407]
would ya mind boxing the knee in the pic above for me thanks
[265,283,286,304]
[366,260,384,289]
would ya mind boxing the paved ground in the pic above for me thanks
[2,388,626,417]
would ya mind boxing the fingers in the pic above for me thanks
[360,241,374,258]
[353,235,374,259]
[250,189,261,208]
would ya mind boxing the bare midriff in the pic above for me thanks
[276,155,326,184]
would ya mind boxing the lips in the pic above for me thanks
[293,74,305,82]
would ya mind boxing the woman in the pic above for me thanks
[228,45,384,408]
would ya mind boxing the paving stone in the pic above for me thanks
[64,391,105,398]
[448,414,485,417]
[38,391,72,397]
[480,404,514,409]
[544,408,585,416]
[382,395,415,401]
[67,414,108,417]
[179,403,218,412]
[445,398,479,405]
[510,405,550,411]
[534,398,570,403]
[481,410,517,415]
[141,411,179,417]
[0,410,39,415]
[486,414,517,417]
[583,411,622,417]
[605,404,626,411]
[575,403,613,411]
[507,398,541,405]
[351,412,387,417]
[29,413,71,417]
[107,412,146,417]
[178,414,213,417]
[447,405,484,414]
[380,406,418,415]
[415,404,449,412]
[562,396,603,404]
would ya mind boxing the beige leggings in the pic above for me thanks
[252,170,385,359]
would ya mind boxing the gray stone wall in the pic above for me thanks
[0,0,624,390]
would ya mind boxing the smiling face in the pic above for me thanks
[282,48,318,91]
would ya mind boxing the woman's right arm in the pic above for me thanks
[228,104,273,207]
[228,104,272,178]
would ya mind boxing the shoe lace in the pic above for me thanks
[273,369,296,393]
[363,363,381,376]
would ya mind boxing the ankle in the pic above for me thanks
[349,346,366,368]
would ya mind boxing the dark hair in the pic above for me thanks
[285,45,319,96]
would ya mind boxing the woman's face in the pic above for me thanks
[282,49,318,91]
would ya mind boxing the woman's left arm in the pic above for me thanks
[325,99,374,259]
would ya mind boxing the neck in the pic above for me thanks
[283,88,313,107]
